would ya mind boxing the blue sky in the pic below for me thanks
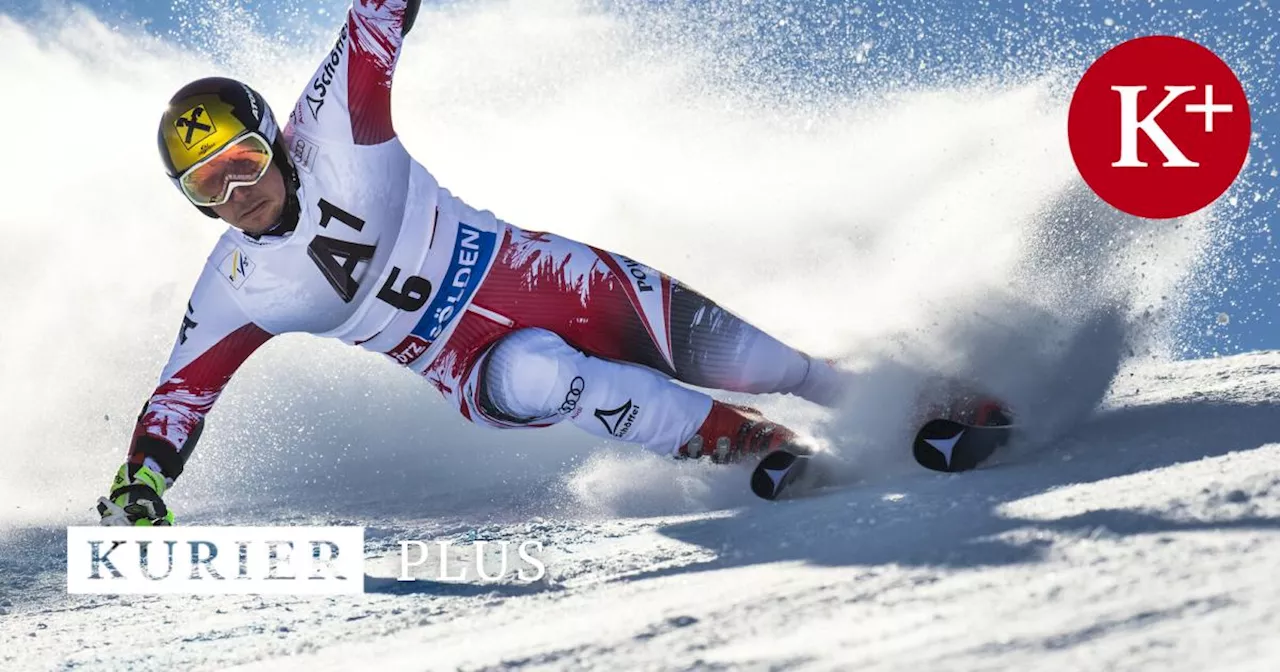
[11,0,1278,356]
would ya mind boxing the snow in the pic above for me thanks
[4,353,1280,670]
[2,2,1274,670]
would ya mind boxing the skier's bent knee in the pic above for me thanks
[478,328,583,424]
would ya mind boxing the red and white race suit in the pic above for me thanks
[127,0,848,484]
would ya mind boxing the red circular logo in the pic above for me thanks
[1068,36,1251,219]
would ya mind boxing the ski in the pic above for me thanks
[912,418,1013,473]
[752,417,1014,499]
[750,446,834,500]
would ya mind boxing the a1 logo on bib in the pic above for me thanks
[1068,36,1251,219]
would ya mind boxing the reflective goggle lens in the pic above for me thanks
[178,133,273,207]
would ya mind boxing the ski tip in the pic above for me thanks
[912,418,1012,473]
[750,450,808,500]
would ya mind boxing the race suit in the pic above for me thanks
[126,0,847,485]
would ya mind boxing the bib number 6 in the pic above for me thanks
[377,267,432,311]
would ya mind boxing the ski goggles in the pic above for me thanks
[177,131,274,207]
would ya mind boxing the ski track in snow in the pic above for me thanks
[4,353,1280,671]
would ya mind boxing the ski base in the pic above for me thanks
[912,418,1013,473]
[750,445,838,500]
[751,450,809,500]
[751,418,1014,500]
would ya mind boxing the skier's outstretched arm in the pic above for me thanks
[98,264,274,526]
[287,0,422,145]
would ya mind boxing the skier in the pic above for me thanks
[96,0,866,525]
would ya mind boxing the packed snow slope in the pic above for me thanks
[4,352,1280,670]
[1,1,1275,670]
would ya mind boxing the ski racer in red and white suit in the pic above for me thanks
[99,0,851,524]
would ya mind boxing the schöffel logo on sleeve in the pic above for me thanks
[307,24,349,121]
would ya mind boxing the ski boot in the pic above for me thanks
[679,401,805,464]
[679,401,823,500]
[960,397,1013,427]
[917,378,1013,428]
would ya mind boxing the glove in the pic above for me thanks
[97,464,175,526]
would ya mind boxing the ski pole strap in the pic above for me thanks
[108,482,167,509]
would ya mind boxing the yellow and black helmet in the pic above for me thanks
[157,76,295,219]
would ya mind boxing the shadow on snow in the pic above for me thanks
[631,397,1280,578]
